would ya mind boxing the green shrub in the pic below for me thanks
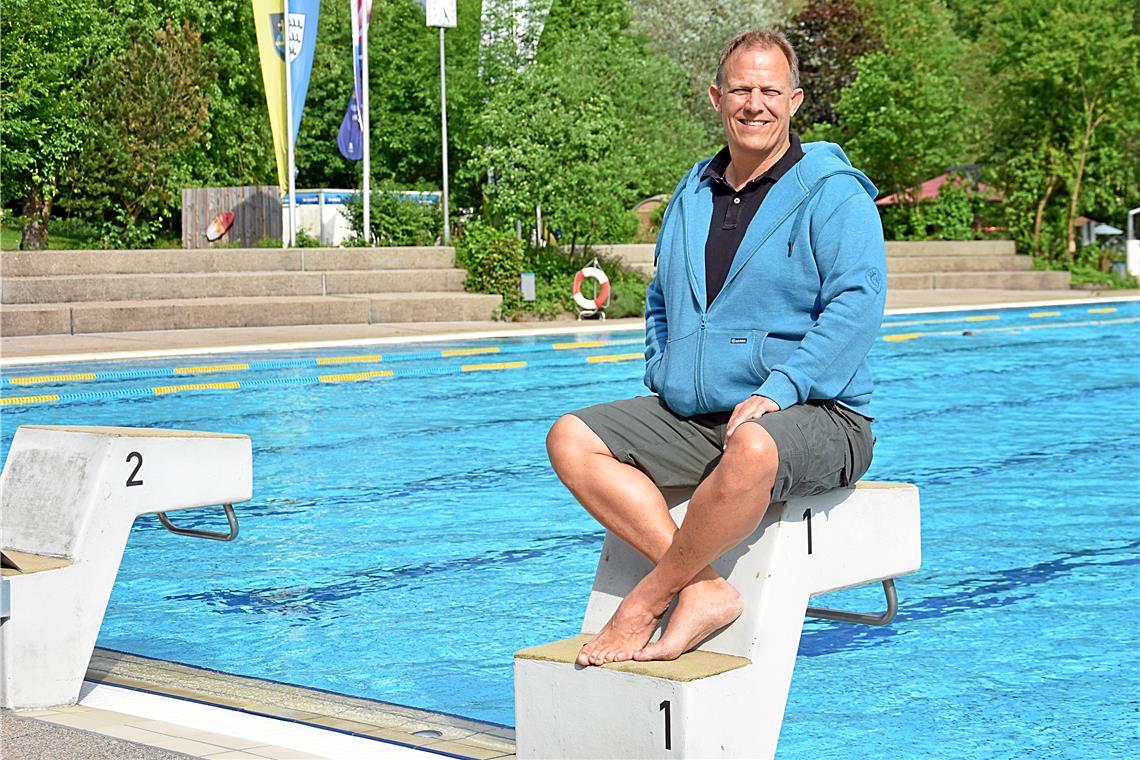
[457,221,651,320]
[881,175,994,241]
[294,229,322,248]
[1034,242,1139,289]
[456,220,528,314]
[98,208,163,249]
[342,182,443,246]
[529,245,649,320]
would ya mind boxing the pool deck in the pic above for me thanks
[2,287,1137,364]
[3,286,1138,759]
[3,648,516,760]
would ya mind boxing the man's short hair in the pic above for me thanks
[715,30,800,89]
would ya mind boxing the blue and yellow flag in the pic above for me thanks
[253,0,321,192]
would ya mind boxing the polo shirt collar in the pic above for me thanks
[702,133,804,189]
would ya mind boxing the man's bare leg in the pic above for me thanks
[546,415,742,666]
[592,422,779,662]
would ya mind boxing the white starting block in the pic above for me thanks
[515,481,921,759]
[0,425,252,709]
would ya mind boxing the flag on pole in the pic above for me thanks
[337,0,372,161]
[252,0,322,191]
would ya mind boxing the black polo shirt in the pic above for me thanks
[702,134,805,307]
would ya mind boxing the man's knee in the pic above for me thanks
[720,422,779,485]
[546,414,609,471]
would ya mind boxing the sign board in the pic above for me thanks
[425,0,456,27]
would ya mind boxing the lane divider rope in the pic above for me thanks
[2,307,1132,401]
[880,316,1138,344]
[2,337,643,386]
[1,352,644,406]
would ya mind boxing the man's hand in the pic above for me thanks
[724,395,781,446]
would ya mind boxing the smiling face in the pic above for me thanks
[708,45,804,171]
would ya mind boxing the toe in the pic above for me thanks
[636,639,678,662]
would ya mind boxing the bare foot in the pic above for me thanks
[577,591,670,667]
[633,578,742,662]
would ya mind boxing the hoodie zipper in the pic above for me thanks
[688,168,864,412]
[692,175,830,412]
[695,313,708,410]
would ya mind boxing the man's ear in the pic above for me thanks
[708,83,722,114]
[790,87,804,117]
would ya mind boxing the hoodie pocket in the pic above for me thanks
[644,351,665,392]
[657,329,700,415]
[750,332,801,376]
[699,329,768,411]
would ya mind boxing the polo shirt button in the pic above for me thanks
[733,197,741,204]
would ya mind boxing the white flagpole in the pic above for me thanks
[439,26,450,245]
[361,3,372,245]
[284,0,297,247]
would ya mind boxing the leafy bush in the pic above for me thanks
[47,217,99,247]
[457,221,650,320]
[342,182,443,246]
[522,242,649,320]
[294,229,323,248]
[98,208,163,249]
[456,220,528,314]
[1034,242,1139,289]
[881,176,994,241]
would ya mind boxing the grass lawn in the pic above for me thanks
[1,225,92,251]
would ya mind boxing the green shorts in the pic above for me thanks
[571,395,874,502]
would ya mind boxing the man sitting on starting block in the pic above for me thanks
[545,29,886,666]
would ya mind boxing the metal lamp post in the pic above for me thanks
[425,0,455,245]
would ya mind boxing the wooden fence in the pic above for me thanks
[181,186,281,249]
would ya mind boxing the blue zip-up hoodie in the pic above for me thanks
[643,141,886,418]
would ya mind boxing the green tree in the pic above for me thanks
[76,20,214,245]
[984,0,1139,259]
[832,0,978,201]
[781,0,883,130]
[473,0,706,251]
[0,0,109,249]
[187,0,278,189]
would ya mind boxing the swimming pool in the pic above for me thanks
[2,300,1138,757]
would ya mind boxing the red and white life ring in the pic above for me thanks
[572,266,610,311]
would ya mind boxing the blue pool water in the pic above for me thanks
[2,301,1138,758]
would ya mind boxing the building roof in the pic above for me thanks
[875,173,1003,206]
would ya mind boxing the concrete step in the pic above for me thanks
[1,249,302,276]
[2,269,470,304]
[325,269,467,295]
[367,292,503,322]
[0,292,503,335]
[0,304,72,337]
[885,240,1017,257]
[66,296,370,334]
[886,255,1035,273]
[888,270,1071,290]
[3,272,323,304]
[0,246,455,277]
[598,244,656,263]
[301,247,455,271]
